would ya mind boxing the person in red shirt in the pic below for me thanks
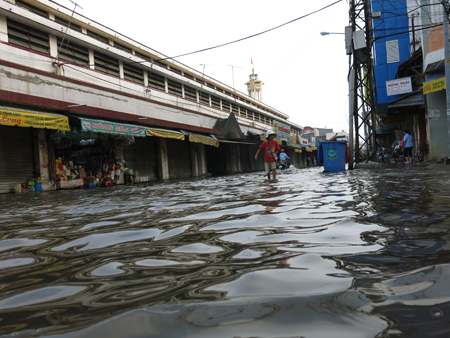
[254,130,281,180]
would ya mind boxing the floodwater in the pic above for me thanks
[1,164,450,338]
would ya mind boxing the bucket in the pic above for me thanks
[34,183,42,191]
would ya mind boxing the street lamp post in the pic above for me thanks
[321,30,354,169]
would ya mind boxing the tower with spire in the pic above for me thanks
[245,58,263,102]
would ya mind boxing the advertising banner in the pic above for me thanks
[386,77,412,96]
[81,118,145,137]
[423,77,445,95]
[0,106,70,130]
[273,120,291,141]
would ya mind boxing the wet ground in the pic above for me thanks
[1,164,450,337]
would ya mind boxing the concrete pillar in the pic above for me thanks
[34,130,52,191]
[0,15,8,43]
[198,143,207,175]
[236,144,242,172]
[191,143,199,177]
[157,138,169,180]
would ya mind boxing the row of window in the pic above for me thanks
[6,6,302,135]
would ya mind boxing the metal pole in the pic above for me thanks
[348,68,355,169]
[443,1,450,156]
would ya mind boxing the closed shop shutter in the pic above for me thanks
[0,126,35,193]
[122,137,157,179]
[167,139,192,178]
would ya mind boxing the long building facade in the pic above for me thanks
[0,0,307,193]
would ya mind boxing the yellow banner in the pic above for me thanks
[305,147,312,152]
[423,77,445,94]
[259,134,281,145]
[189,134,219,147]
[146,128,185,140]
[0,107,70,130]
[295,149,302,153]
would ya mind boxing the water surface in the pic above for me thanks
[1,164,450,337]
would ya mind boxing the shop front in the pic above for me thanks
[0,106,70,194]
[50,118,146,189]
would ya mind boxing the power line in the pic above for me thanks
[156,0,343,62]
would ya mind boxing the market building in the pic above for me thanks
[0,0,304,193]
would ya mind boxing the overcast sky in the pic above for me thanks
[67,0,350,132]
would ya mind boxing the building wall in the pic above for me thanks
[371,0,411,105]
[426,90,449,158]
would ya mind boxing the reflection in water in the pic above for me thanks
[0,165,449,337]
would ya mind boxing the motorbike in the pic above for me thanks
[392,141,403,158]
[378,147,391,164]
[278,159,289,170]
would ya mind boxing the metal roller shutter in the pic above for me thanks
[122,137,157,179]
[0,126,35,193]
[167,139,192,178]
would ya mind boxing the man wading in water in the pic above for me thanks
[255,130,280,181]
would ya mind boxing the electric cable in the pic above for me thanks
[154,0,343,62]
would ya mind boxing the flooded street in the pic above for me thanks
[1,164,450,338]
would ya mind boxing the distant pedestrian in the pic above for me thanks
[255,130,280,180]
[403,129,413,164]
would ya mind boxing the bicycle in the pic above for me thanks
[414,143,428,163]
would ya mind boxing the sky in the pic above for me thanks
[65,0,351,132]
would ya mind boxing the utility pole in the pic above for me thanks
[443,0,450,156]
[349,0,377,164]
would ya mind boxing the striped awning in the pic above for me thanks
[189,134,219,147]
[146,128,185,140]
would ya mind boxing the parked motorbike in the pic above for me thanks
[378,147,391,164]
[392,141,403,158]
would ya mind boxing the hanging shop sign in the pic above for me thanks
[386,77,412,96]
[295,149,302,153]
[423,77,445,95]
[81,118,145,137]
[305,147,312,152]
[189,134,219,147]
[286,141,301,149]
[0,106,70,130]
[273,120,291,141]
[146,128,185,140]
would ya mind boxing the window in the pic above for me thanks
[94,51,120,77]
[240,107,247,118]
[184,73,194,80]
[386,39,400,63]
[55,16,82,32]
[184,86,197,101]
[211,95,220,109]
[7,19,49,55]
[123,63,144,84]
[222,100,230,112]
[57,37,89,66]
[170,67,182,75]
[135,51,152,63]
[87,29,109,44]
[168,79,182,96]
[154,60,167,69]
[148,71,165,91]
[15,0,48,18]
[114,42,132,54]
[231,103,238,115]
[199,91,209,105]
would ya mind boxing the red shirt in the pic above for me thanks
[259,140,280,162]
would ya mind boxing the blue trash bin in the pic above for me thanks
[318,141,347,173]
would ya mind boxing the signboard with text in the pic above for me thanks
[273,120,291,141]
[386,77,412,96]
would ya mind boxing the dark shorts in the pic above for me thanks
[404,147,413,157]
